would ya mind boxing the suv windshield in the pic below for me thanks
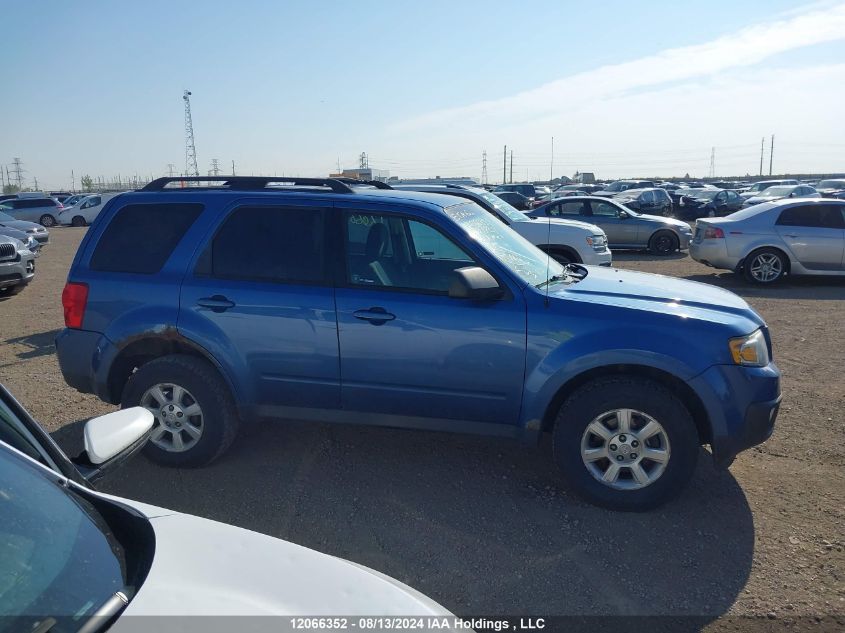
[469,188,530,223]
[761,186,795,197]
[603,181,630,192]
[445,203,565,287]
[0,447,128,631]
[682,189,720,200]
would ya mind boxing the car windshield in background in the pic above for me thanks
[0,449,128,631]
[817,180,845,189]
[762,186,795,197]
[472,189,530,223]
[445,202,565,287]
[682,189,720,200]
[603,181,629,192]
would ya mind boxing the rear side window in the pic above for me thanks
[776,205,845,229]
[208,206,326,284]
[90,203,203,274]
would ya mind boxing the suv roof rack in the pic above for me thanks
[333,178,394,190]
[140,176,355,194]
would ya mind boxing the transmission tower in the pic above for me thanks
[481,150,488,184]
[709,147,715,178]
[11,158,24,190]
[166,163,176,177]
[183,90,199,177]
[209,159,220,177]
[359,152,368,169]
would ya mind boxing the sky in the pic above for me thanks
[3,0,845,189]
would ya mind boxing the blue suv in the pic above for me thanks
[56,177,781,511]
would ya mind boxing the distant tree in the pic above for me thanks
[2,184,20,195]
[81,175,94,192]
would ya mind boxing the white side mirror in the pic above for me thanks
[84,407,154,464]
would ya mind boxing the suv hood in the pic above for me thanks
[528,216,603,233]
[122,511,451,617]
[552,266,762,328]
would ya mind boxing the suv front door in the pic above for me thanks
[333,204,527,429]
[180,200,341,414]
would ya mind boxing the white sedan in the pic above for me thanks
[57,192,123,227]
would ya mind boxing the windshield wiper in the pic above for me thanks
[76,592,129,633]
[536,273,572,289]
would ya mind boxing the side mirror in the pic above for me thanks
[73,407,154,483]
[618,211,629,219]
[449,266,504,301]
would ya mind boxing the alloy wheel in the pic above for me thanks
[748,253,783,283]
[140,383,204,452]
[580,408,671,490]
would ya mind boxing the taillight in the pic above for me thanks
[62,282,89,329]
[704,226,725,239]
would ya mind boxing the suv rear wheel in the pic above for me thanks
[121,354,239,467]
[648,230,679,255]
[39,214,56,227]
[552,376,698,511]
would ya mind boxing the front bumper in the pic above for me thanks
[0,252,35,289]
[689,362,781,468]
[584,248,613,267]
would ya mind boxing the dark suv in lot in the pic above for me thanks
[56,177,780,511]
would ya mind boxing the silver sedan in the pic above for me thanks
[690,198,845,284]
[525,195,692,255]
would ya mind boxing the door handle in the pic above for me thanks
[197,295,235,312]
[353,307,395,325]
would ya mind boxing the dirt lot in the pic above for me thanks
[1,228,843,627]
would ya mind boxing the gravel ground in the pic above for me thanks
[1,228,843,628]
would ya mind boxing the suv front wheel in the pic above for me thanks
[121,354,240,467]
[552,376,699,511]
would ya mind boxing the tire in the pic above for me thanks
[743,248,787,284]
[39,214,56,227]
[120,354,240,467]
[648,230,679,255]
[552,376,699,511]
[706,209,716,218]
[71,216,86,227]
[542,247,579,266]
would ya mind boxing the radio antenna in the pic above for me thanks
[544,213,552,308]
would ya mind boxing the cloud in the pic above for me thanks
[393,2,845,132]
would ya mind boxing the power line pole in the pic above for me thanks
[709,147,715,179]
[481,150,488,185]
[183,90,199,177]
[209,159,220,177]
[71,170,75,191]
[11,158,24,190]
[769,135,774,176]
[509,150,513,184]
[33,176,38,190]
[503,145,507,184]
[759,137,764,176]
[550,136,554,182]
[167,163,176,177]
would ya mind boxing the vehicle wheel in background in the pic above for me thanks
[39,214,56,227]
[648,230,679,255]
[121,354,240,467]
[707,209,716,217]
[743,248,787,284]
[552,376,699,511]
[71,216,87,227]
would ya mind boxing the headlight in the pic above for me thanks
[586,234,607,249]
[729,329,769,366]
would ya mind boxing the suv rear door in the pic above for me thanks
[179,199,341,414]
[333,201,527,428]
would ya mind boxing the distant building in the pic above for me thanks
[330,167,390,182]
[387,176,479,186]
[575,172,596,184]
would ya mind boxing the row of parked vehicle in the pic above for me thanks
[0,191,119,228]
[0,204,50,296]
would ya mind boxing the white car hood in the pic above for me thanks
[119,510,451,618]
[518,217,601,234]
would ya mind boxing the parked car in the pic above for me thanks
[0,384,453,624]
[0,234,36,296]
[526,195,692,255]
[392,184,611,266]
[592,180,656,197]
[54,176,782,511]
[493,183,542,200]
[815,178,845,199]
[0,196,63,227]
[61,193,91,208]
[0,224,42,256]
[738,179,799,200]
[493,190,532,210]
[690,199,845,284]
[612,188,673,217]
[0,209,50,246]
[742,184,820,207]
[673,188,745,219]
[58,192,123,226]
